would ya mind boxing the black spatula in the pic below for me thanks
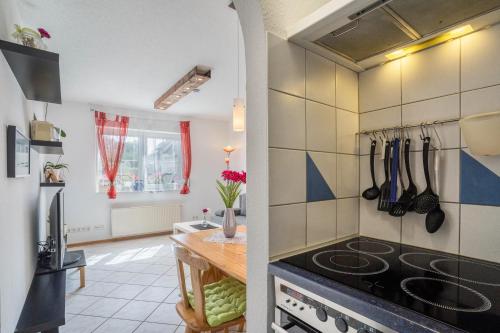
[377,140,392,211]
[414,137,439,214]
[390,138,418,217]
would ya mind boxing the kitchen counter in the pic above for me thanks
[269,261,464,333]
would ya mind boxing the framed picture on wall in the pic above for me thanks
[7,125,30,178]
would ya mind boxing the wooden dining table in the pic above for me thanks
[169,225,247,284]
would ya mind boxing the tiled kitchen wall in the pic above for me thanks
[267,33,359,258]
[359,24,500,263]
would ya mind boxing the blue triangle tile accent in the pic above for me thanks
[307,153,335,202]
[460,150,500,206]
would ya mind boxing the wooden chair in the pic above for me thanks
[174,246,246,333]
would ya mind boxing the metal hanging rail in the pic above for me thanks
[356,117,461,135]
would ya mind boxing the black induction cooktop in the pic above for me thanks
[280,237,500,333]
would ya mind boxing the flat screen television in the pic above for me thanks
[48,189,65,270]
[47,189,80,270]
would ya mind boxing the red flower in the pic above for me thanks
[221,170,246,184]
[202,208,209,214]
[38,28,51,39]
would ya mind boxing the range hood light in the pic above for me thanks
[385,25,474,61]
[385,49,407,60]
[448,25,474,38]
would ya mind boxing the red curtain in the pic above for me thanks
[180,121,192,195]
[95,111,129,199]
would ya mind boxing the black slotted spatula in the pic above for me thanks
[390,138,418,216]
[377,140,392,211]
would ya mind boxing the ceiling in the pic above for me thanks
[17,0,244,119]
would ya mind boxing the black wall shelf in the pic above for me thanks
[15,270,66,333]
[40,182,65,188]
[31,140,63,155]
[0,39,61,104]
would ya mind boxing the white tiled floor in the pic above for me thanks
[63,235,219,333]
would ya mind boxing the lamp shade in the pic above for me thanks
[233,97,245,132]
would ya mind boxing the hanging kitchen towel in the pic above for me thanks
[390,138,400,203]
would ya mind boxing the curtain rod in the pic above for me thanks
[356,117,460,135]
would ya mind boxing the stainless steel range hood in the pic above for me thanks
[289,0,500,71]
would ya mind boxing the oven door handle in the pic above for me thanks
[271,322,290,333]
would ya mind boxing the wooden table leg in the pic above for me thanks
[79,267,86,288]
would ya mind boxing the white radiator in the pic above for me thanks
[111,204,181,238]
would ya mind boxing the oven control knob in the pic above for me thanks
[315,308,328,322]
[285,299,291,303]
[335,317,348,333]
[358,329,369,333]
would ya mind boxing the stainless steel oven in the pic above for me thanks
[272,277,395,333]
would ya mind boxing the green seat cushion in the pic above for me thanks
[187,277,246,327]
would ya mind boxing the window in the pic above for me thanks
[97,129,182,193]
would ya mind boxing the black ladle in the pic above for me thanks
[362,140,380,200]
[414,137,439,214]
[426,148,445,233]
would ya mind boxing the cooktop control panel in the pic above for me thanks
[275,277,394,333]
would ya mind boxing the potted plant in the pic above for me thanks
[216,170,246,238]
[43,161,69,183]
[12,25,51,49]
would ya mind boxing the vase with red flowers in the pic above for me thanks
[202,208,210,228]
[216,170,246,238]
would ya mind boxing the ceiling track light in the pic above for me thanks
[154,66,211,110]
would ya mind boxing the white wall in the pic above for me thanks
[0,1,44,331]
[47,102,238,243]
[234,1,270,332]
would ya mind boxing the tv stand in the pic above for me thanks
[16,250,86,333]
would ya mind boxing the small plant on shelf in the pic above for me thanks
[12,25,51,49]
[43,161,68,183]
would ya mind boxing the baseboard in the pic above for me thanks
[67,230,173,248]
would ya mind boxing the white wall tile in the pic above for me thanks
[461,205,500,263]
[337,109,359,155]
[359,199,401,242]
[407,149,460,203]
[307,200,336,246]
[359,106,401,155]
[402,95,460,150]
[461,85,500,147]
[306,51,335,106]
[402,203,459,254]
[337,198,359,238]
[336,65,358,112]
[269,204,306,257]
[268,33,305,97]
[306,100,336,152]
[268,90,306,150]
[402,40,460,103]
[308,152,337,196]
[461,25,500,91]
[337,154,359,198]
[359,60,401,112]
[269,149,306,206]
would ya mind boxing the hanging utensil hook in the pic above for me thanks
[432,123,442,149]
[419,123,426,140]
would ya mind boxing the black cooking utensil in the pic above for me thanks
[389,138,400,203]
[426,149,445,233]
[389,138,418,217]
[414,137,439,214]
[377,140,392,211]
[362,140,380,200]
